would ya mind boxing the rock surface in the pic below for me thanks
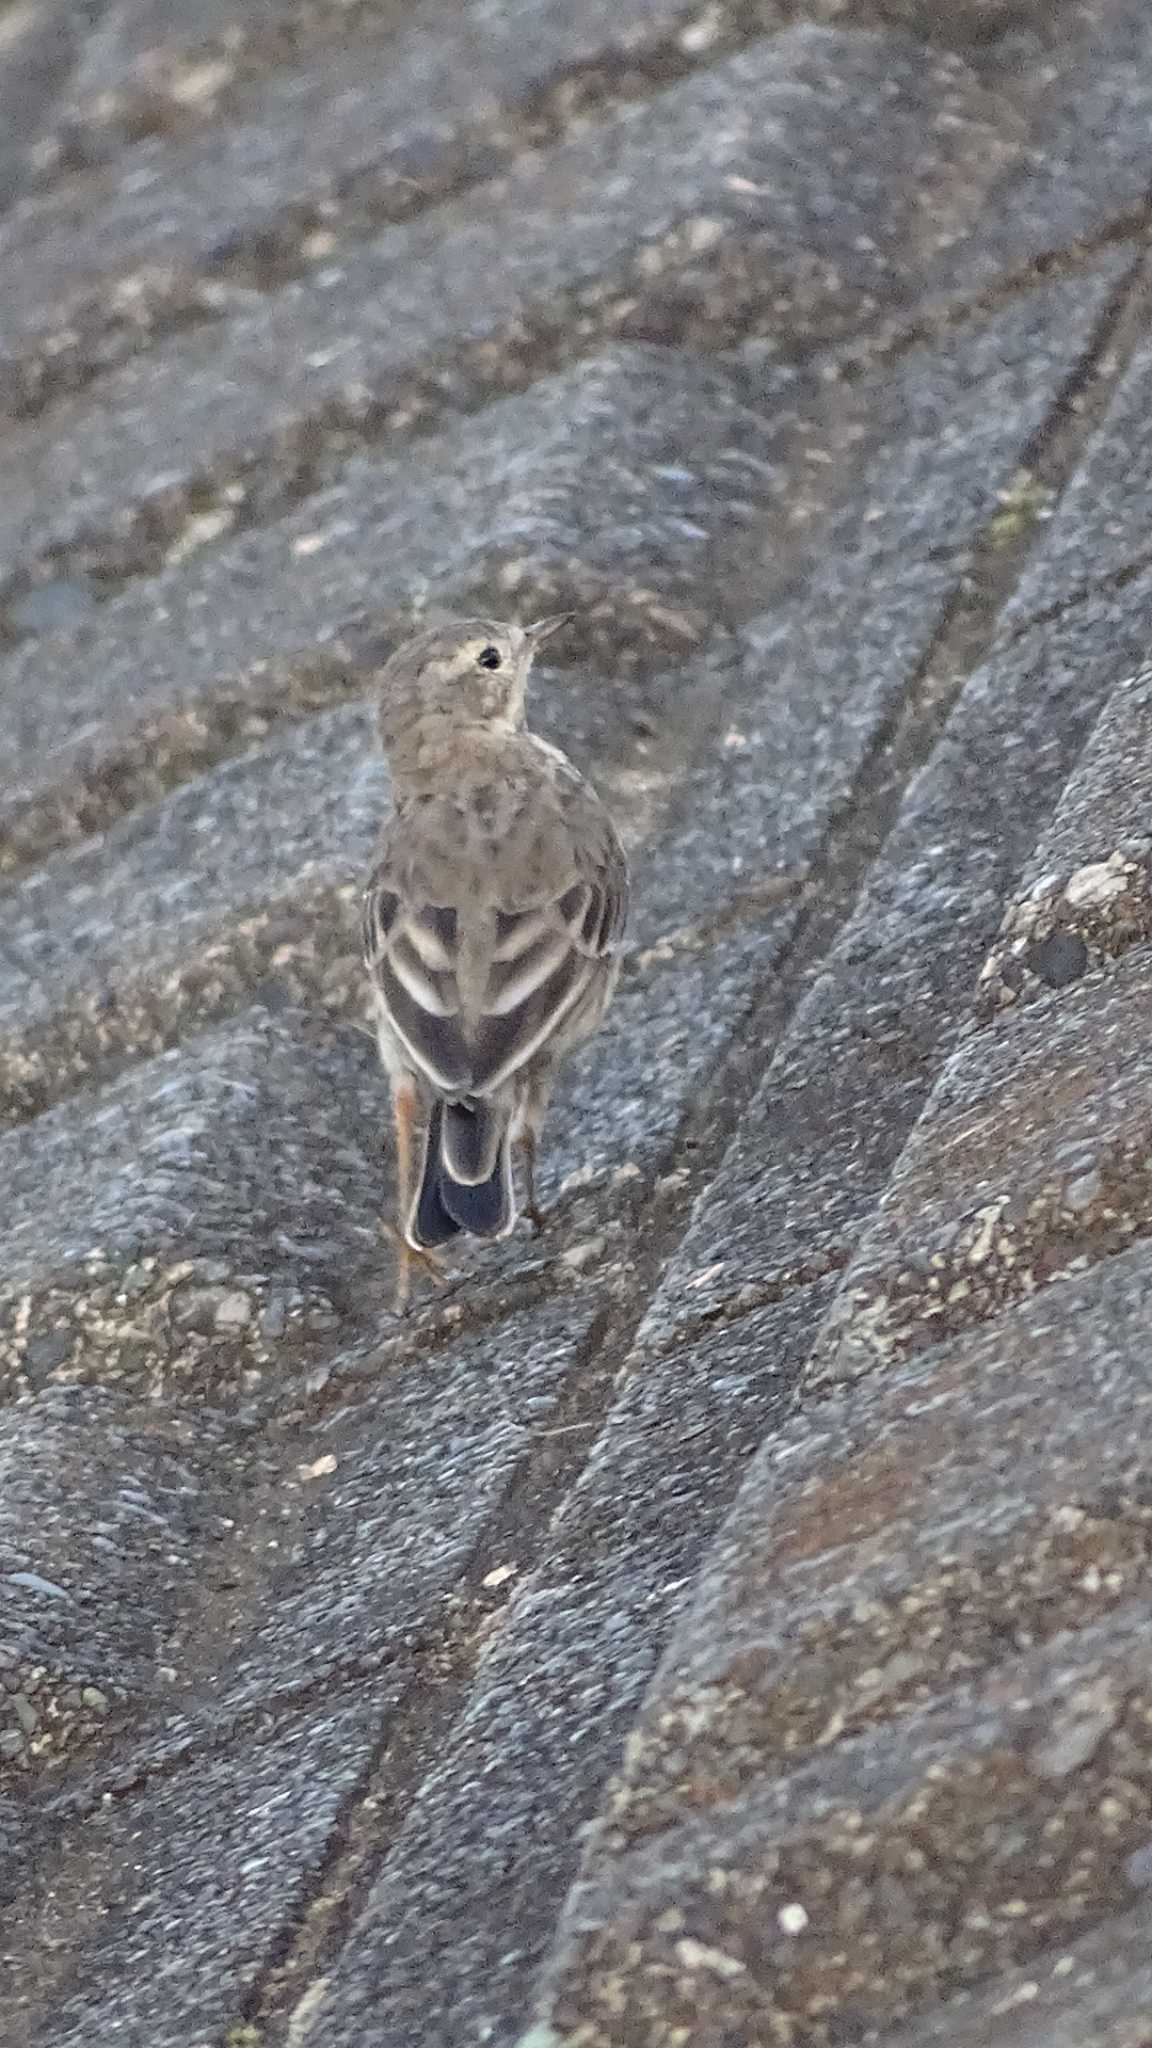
[4,3,1152,2045]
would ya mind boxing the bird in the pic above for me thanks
[361,613,629,1312]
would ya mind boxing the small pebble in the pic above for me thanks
[296,1454,338,1482]
[11,1695,38,1735]
[6,1572,71,1601]
[213,1291,253,1332]
[561,1236,605,1272]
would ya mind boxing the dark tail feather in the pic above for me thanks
[440,1100,513,1237]
[441,1098,502,1184]
[410,1101,463,1249]
[409,1099,514,1247]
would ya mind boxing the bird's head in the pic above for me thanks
[375,614,572,756]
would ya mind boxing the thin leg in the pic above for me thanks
[388,1077,444,1313]
[519,1125,545,1235]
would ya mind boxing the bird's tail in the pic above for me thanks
[409,1098,514,1248]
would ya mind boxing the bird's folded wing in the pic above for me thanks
[362,838,627,1097]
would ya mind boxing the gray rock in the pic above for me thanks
[976,664,1152,1021]
[943,1,1152,301]
[1003,331,1152,630]
[8,1701,382,2048]
[0,1384,243,1778]
[0,0,722,409]
[634,272,1146,1347]
[0,4,85,215]
[0,27,1013,595]
[0,345,787,871]
[7,3,1152,2043]
[532,1241,1152,2044]
[816,932,1152,1381]
[311,1277,815,2047]
[0,1009,391,1400]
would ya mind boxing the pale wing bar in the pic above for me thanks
[363,859,626,1098]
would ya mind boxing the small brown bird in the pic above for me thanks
[362,614,629,1311]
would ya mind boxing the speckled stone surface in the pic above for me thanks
[7,3,1152,2046]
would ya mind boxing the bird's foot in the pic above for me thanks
[378,1220,448,1315]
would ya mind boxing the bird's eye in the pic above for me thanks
[477,645,502,671]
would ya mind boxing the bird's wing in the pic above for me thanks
[363,813,628,1099]
[363,858,472,1092]
[469,826,628,1092]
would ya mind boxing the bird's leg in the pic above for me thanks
[387,1077,445,1313]
[519,1126,546,1235]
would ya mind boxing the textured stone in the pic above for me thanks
[1002,329,1152,632]
[627,1242,1152,1763]
[310,1283,811,2047]
[0,345,785,868]
[5,1700,381,2048]
[0,1386,245,1777]
[633,281,1145,1345]
[0,631,780,1120]
[7,0,1096,425]
[0,0,719,411]
[944,1,1152,300]
[0,28,1013,594]
[976,663,1152,1021]
[5,5,1152,2043]
[531,1240,1152,2044]
[12,0,1131,430]
[0,1008,390,1402]
[541,1612,1152,2045]
[31,0,307,162]
[0,706,381,1117]
[0,275,1119,1128]
[883,1904,1152,2046]
[815,930,1152,1382]
[0,900,782,1396]
[0,3,84,214]
[179,1299,606,1725]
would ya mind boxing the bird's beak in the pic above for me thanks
[524,611,574,646]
